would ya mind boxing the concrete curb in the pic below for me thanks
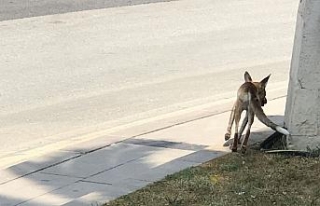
[0,84,287,170]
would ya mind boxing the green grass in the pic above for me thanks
[105,150,320,206]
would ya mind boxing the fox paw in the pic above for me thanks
[241,147,247,154]
[225,133,231,141]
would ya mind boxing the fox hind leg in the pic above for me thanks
[241,110,254,154]
[238,111,248,144]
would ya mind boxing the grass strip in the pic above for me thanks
[105,150,320,206]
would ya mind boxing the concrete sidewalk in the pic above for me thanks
[0,88,288,206]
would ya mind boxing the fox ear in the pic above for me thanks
[261,74,271,87]
[244,71,252,82]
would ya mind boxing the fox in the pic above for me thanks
[224,71,289,153]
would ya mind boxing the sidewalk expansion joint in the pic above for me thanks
[84,157,140,180]
[0,154,82,185]
[40,172,85,179]
[78,180,112,186]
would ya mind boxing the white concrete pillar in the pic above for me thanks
[285,0,320,150]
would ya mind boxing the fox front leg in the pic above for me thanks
[232,107,242,152]
[225,103,235,141]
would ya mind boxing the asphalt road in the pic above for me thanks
[0,0,177,21]
[0,0,298,155]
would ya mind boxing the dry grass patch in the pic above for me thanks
[105,150,320,206]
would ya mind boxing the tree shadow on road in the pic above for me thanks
[1,0,181,21]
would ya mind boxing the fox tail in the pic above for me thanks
[249,93,289,135]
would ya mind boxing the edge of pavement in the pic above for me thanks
[0,82,288,179]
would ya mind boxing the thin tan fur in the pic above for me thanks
[224,71,289,153]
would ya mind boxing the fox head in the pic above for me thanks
[244,71,270,106]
